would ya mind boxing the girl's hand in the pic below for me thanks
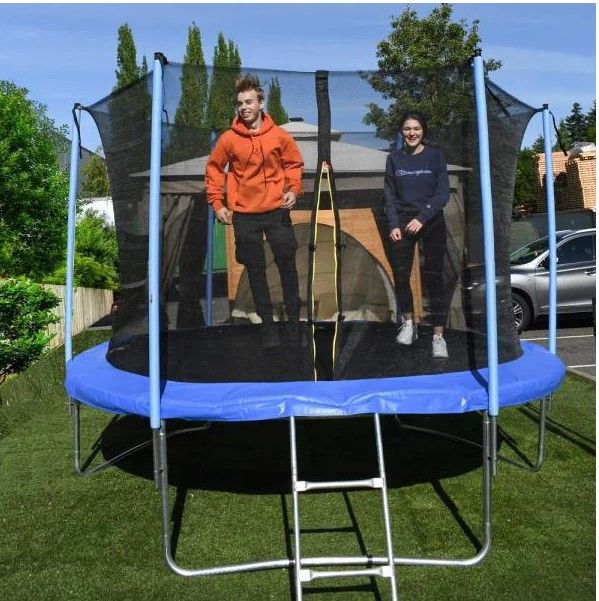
[405,218,423,235]
[389,228,402,242]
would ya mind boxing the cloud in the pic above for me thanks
[485,45,595,75]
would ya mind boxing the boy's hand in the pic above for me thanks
[215,207,232,224]
[282,191,297,209]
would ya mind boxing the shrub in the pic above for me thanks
[45,255,118,291]
[0,278,60,382]
[44,209,119,290]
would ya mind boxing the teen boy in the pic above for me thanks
[205,74,304,347]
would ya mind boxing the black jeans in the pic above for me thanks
[389,213,448,327]
[233,208,300,322]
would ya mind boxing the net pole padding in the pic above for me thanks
[542,106,557,355]
[149,53,167,430]
[472,51,499,419]
[65,104,82,365]
[205,129,218,326]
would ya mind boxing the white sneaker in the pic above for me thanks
[396,321,417,345]
[432,334,448,358]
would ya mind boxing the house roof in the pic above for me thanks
[280,120,341,141]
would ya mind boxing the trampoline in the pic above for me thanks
[66,338,563,421]
[64,51,565,599]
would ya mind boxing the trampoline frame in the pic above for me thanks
[65,49,560,597]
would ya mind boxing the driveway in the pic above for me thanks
[520,314,595,380]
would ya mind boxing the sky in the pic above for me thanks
[0,2,595,151]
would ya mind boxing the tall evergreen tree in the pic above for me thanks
[114,24,141,91]
[585,101,596,141]
[206,33,242,132]
[140,55,148,77]
[266,77,289,125]
[175,22,209,130]
[564,102,588,143]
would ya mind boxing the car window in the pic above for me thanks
[557,235,595,264]
[510,238,548,265]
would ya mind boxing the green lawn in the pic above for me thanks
[0,331,595,600]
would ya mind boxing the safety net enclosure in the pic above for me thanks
[81,58,542,387]
[64,53,566,598]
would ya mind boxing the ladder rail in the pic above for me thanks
[373,413,399,599]
[289,416,304,600]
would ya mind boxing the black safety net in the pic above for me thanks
[82,58,536,383]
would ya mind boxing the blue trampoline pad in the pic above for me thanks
[65,341,565,421]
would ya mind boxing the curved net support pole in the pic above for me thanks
[148,53,167,430]
[542,106,558,357]
[65,105,81,366]
[65,104,84,473]
[472,51,499,477]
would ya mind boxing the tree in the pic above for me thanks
[80,148,110,198]
[531,101,596,153]
[114,23,143,91]
[585,101,595,141]
[0,81,69,279]
[362,4,501,141]
[266,77,289,125]
[564,102,588,143]
[206,33,242,132]
[514,148,536,209]
[175,22,209,130]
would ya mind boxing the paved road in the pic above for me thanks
[521,314,596,380]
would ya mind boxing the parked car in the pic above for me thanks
[509,229,596,331]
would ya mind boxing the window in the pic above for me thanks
[557,235,595,264]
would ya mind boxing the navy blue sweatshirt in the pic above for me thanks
[383,146,450,230]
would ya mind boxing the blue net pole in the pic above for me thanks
[65,105,81,365]
[472,52,499,418]
[205,129,218,327]
[542,106,558,355]
[149,54,166,430]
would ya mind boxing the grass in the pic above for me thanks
[0,330,595,600]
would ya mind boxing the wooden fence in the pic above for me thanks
[43,285,114,349]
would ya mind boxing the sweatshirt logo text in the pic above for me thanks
[395,169,433,177]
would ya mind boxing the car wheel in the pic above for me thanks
[512,291,531,333]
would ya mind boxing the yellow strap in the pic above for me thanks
[311,161,340,378]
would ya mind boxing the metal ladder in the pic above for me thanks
[289,414,399,600]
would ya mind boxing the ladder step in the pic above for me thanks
[295,477,383,492]
[299,566,394,582]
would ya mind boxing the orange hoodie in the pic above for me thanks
[205,112,304,214]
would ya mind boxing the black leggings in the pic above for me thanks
[233,208,300,322]
[389,214,448,327]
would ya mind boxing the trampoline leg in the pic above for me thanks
[482,412,493,551]
[491,414,498,477]
[152,426,162,490]
[533,395,549,472]
[155,421,174,565]
[70,398,82,475]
